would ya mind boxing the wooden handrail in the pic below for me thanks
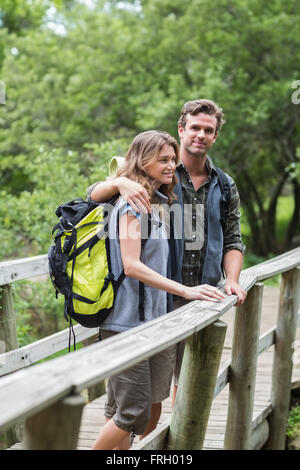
[0,324,99,376]
[0,247,299,449]
[0,298,235,432]
[0,255,48,286]
[1,246,300,287]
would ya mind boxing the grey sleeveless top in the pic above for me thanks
[101,193,170,332]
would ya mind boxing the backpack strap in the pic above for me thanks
[215,166,231,233]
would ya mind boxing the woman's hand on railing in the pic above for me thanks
[182,284,225,302]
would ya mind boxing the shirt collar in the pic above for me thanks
[177,155,216,176]
[153,189,169,204]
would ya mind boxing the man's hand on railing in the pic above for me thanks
[224,279,247,305]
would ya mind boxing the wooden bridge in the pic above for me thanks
[0,248,300,451]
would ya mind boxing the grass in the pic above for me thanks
[276,196,295,244]
[36,341,84,364]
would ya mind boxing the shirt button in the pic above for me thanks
[194,197,197,201]
[192,254,195,258]
[190,272,193,276]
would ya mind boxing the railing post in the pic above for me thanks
[0,284,18,352]
[0,284,21,447]
[265,267,300,450]
[224,282,264,449]
[167,320,227,450]
[82,335,106,402]
[24,394,85,450]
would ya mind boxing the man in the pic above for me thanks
[89,98,246,404]
[169,99,246,402]
[175,99,246,300]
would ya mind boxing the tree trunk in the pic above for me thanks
[284,179,300,250]
[238,174,265,256]
[239,170,290,256]
[264,171,289,253]
[240,196,267,256]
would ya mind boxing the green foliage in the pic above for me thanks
[243,253,267,270]
[276,196,295,242]
[287,149,300,183]
[12,279,66,344]
[0,139,128,259]
[0,147,85,257]
[287,406,300,441]
[0,0,298,257]
[0,0,46,34]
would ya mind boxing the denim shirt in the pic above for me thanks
[171,157,245,289]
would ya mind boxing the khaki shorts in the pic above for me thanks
[100,329,176,435]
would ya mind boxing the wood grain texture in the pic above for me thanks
[0,255,48,286]
[168,320,227,450]
[24,394,85,450]
[265,267,300,449]
[224,282,264,449]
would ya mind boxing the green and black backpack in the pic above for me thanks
[48,196,125,336]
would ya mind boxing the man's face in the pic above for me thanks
[178,112,218,157]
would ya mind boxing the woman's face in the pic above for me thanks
[144,144,177,187]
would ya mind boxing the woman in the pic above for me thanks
[91,130,224,450]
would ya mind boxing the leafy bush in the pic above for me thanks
[286,406,300,442]
[0,139,129,260]
[13,279,66,344]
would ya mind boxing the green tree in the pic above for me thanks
[126,0,300,255]
[0,0,299,258]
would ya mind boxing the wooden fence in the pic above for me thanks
[0,247,300,450]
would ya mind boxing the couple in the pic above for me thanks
[89,99,246,450]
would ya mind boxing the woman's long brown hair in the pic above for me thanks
[116,130,179,204]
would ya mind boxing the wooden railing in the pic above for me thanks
[0,248,300,450]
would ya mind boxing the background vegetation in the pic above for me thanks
[0,0,299,341]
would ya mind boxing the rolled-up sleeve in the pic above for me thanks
[87,182,101,201]
[223,178,246,255]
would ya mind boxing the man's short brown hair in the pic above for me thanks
[178,99,225,133]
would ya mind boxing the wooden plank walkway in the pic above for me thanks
[77,285,300,450]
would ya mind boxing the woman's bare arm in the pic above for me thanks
[90,178,121,202]
[119,213,225,302]
[90,177,151,213]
